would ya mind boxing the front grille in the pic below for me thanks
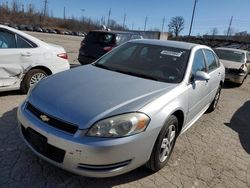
[226,68,240,74]
[21,125,65,163]
[26,102,78,134]
[78,160,132,171]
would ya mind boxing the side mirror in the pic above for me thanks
[193,71,210,81]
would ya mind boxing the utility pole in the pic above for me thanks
[63,6,66,20]
[107,8,111,27]
[132,23,134,30]
[144,16,148,31]
[161,16,165,32]
[188,0,198,37]
[21,4,24,13]
[123,13,127,29]
[43,0,48,17]
[227,16,233,36]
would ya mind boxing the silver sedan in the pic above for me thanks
[18,40,225,177]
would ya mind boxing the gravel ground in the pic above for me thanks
[0,33,250,188]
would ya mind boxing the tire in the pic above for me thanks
[206,84,221,113]
[146,115,178,172]
[21,69,47,94]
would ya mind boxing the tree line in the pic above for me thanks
[0,1,127,32]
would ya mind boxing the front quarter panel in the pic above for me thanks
[139,83,189,150]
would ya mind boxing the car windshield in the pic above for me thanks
[84,32,115,45]
[215,49,245,63]
[94,42,190,83]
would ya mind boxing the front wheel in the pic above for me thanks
[21,69,47,94]
[146,115,178,172]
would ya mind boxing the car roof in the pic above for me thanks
[129,39,200,50]
[89,30,140,35]
[215,47,248,53]
[0,24,46,46]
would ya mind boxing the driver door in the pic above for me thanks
[186,49,210,124]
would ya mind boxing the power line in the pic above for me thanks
[188,0,198,37]
[63,6,66,20]
[43,0,48,17]
[123,13,126,28]
[161,16,165,32]
[227,16,233,36]
[144,16,148,31]
[107,8,111,27]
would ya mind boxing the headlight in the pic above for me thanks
[87,113,150,137]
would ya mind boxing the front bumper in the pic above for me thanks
[17,102,155,177]
[225,73,245,84]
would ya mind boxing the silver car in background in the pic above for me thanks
[18,40,225,177]
[214,47,250,85]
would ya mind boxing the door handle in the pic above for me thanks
[21,52,32,57]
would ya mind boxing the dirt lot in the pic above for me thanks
[0,33,250,188]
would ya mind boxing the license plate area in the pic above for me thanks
[27,127,48,153]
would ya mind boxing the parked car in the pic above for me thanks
[0,24,70,93]
[33,26,43,32]
[214,47,250,85]
[18,40,225,177]
[78,30,143,65]
[47,28,57,34]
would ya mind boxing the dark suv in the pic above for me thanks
[78,30,143,65]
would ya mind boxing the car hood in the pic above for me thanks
[29,65,176,129]
[220,59,243,69]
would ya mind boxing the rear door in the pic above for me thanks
[0,29,36,87]
[203,49,221,101]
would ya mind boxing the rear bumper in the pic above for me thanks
[78,55,96,65]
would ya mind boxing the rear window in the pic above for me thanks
[215,49,245,63]
[84,32,115,45]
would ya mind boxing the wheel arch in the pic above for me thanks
[171,110,185,135]
[28,66,53,76]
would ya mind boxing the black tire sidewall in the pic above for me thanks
[151,115,178,171]
[21,69,47,93]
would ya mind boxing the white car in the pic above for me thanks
[0,25,70,93]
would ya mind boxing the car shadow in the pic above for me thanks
[222,81,240,89]
[0,90,24,97]
[224,101,250,154]
[0,107,155,187]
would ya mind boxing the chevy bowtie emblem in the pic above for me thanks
[40,115,50,122]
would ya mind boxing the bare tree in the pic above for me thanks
[211,27,219,36]
[168,16,185,37]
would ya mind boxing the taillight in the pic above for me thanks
[103,46,113,51]
[57,53,68,60]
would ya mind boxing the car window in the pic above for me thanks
[95,42,190,83]
[0,31,16,48]
[116,34,131,45]
[192,49,207,73]
[131,35,142,40]
[16,35,33,48]
[214,49,245,63]
[204,49,218,72]
[247,53,250,61]
[84,32,115,45]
